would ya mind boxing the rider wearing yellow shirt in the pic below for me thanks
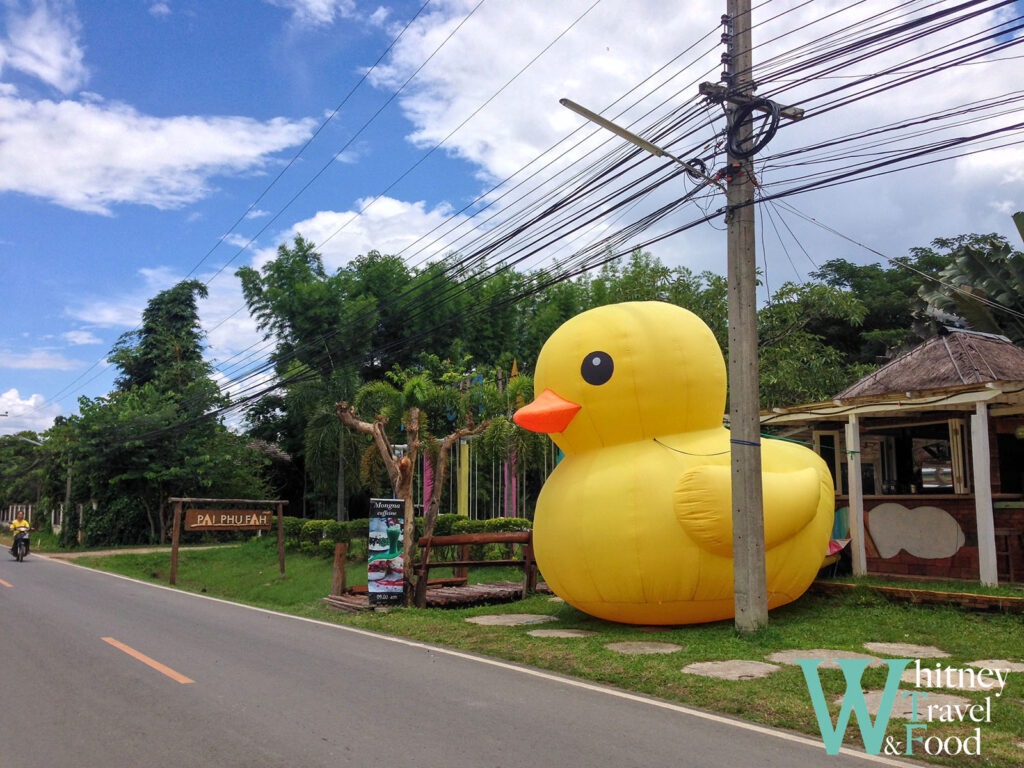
[9,511,30,556]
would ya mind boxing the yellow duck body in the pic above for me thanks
[514,301,834,625]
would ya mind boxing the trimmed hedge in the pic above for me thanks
[301,519,329,544]
[278,515,533,557]
[450,517,532,534]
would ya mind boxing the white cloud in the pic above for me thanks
[222,233,253,249]
[62,330,101,345]
[0,349,84,370]
[65,264,268,394]
[0,0,88,93]
[263,0,356,27]
[362,0,1024,277]
[149,2,171,18]
[0,388,62,435]
[272,195,464,271]
[0,93,317,214]
[65,266,180,328]
[244,208,271,219]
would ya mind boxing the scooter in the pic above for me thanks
[12,530,29,562]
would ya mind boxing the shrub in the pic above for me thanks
[324,520,347,543]
[317,538,337,558]
[451,518,485,535]
[483,517,532,533]
[345,518,369,540]
[433,514,460,537]
[82,498,150,547]
[347,537,367,562]
[300,541,316,556]
[282,516,304,542]
[301,519,328,544]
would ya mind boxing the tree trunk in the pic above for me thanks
[422,424,488,540]
[141,497,156,543]
[336,428,346,522]
[337,402,422,604]
[159,496,168,544]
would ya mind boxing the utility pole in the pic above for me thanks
[723,0,768,632]
[561,0,801,634]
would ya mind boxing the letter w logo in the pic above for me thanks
[796,658,911,755]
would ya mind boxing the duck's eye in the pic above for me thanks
[581,351,614,386]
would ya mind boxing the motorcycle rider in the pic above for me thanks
[9,510,30,557]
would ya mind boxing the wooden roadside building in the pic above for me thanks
[763,328,1024,586]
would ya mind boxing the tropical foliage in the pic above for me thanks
[6,224,1022,545]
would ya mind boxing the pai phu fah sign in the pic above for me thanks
[185,509,273,531]
[168,497,288,586]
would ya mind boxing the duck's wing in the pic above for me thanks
[675,465,823,557]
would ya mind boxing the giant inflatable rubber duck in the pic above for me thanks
[513,301,833,625]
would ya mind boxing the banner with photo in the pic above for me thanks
[368,498,405,606]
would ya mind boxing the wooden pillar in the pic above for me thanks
[169,501,183,585]
[845,414,867,576]
[971,403,998,585]
[330,542,348,597]
[276,502,285,578]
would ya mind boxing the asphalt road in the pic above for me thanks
[0,552,914,768]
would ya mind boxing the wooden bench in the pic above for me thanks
[413,530,538,608]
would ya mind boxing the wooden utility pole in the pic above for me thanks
[725,0,769,632]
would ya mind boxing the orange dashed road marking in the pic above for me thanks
[102,637,194,684]
[0,579,12,588]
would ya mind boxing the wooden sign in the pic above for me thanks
[185,509,273,531]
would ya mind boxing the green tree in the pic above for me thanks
[0,432,46,505]
[808,246,953,364]
[757,282,870,408]
[917,233,1024,344]
[70,280,269,544]
[109,280,211,393]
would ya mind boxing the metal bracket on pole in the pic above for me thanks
[699,82,805,121]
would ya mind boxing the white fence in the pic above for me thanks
[1,503,76,534]
[1,504,34,524]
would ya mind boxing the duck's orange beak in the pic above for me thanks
[514,389,581,434]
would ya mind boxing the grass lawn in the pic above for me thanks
[73,538,1024,768]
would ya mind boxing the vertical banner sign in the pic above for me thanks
[368,498,405,606]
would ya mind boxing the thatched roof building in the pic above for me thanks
[762,327,1024,587]
[837,328,1024,400]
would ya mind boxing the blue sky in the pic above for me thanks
[2,0,1022,436]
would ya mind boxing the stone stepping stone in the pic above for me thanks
[901,665,1007,692]
[834,690,970,719]
[528,629,597,638]
[863,642,949,658]
[465,614,557,627]
[682,660,781,680]
[967,659,1024,673]
[605,641,682,655]
[548,596,564,603]
[766,649,884,669]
